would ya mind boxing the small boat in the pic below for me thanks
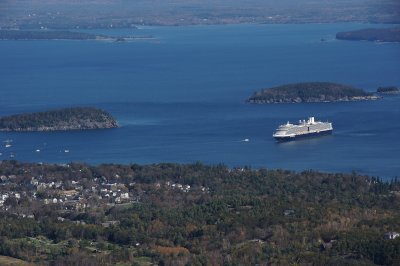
[64,149,70,153]
[36,149,41,152]
[242,138,250,142]
[3,139,13,148]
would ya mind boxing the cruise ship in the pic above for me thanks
[273,117,333,141]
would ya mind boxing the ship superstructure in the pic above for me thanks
[273,117,333,141]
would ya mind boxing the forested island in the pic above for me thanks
[247,82,378,104]
[0,161,399,265]
[0,107,118,131]
[377,87,400,95]
[336,28,400,42]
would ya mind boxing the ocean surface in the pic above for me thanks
[0,24,399,179]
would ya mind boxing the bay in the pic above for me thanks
[0,23,399,179]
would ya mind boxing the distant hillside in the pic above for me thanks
[0,107,118,131]
[247,82,377,104]
[0,0,399,29]
[336,28,400,42]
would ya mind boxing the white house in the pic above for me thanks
[384,232,400,240]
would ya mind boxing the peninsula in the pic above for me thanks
[0,107,118,131]
[0,30,126,41]
[247,82,378,104]
[336,27,400,42]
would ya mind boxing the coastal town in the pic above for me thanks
[0,161,209,224]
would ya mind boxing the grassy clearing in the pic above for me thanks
[0,255,33,266]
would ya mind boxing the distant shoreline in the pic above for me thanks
[247,82,380,104]
[248,96,380,104]
[0,30,154,42]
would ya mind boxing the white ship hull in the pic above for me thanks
[273,117,333,142]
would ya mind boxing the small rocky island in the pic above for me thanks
[336,27,400,42]
[247,82,378,104]
[0,107,119,132]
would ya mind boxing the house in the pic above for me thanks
[30,177,39,186]
[1,194,9,201]
[384,232,400,240]
[284,209,295,216]
[101,220,120,228]
[120,193,129,199]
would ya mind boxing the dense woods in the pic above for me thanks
[0,107,118,131]
[0,161,399,265]
[247,82,375,104]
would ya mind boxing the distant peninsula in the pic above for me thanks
[336,27,400,42]
[247,82,378,104]
[0,107,119,132]
[0,30,129,41]
[377,86,400,95]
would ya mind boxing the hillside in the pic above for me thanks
[0,161,399,265]
[247,82,377,104]
[336,28,400,42]
[0,255,33,266]
[0,107,118,131]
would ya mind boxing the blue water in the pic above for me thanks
[0,24,399,179]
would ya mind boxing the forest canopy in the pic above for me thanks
[0,161,399,265]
